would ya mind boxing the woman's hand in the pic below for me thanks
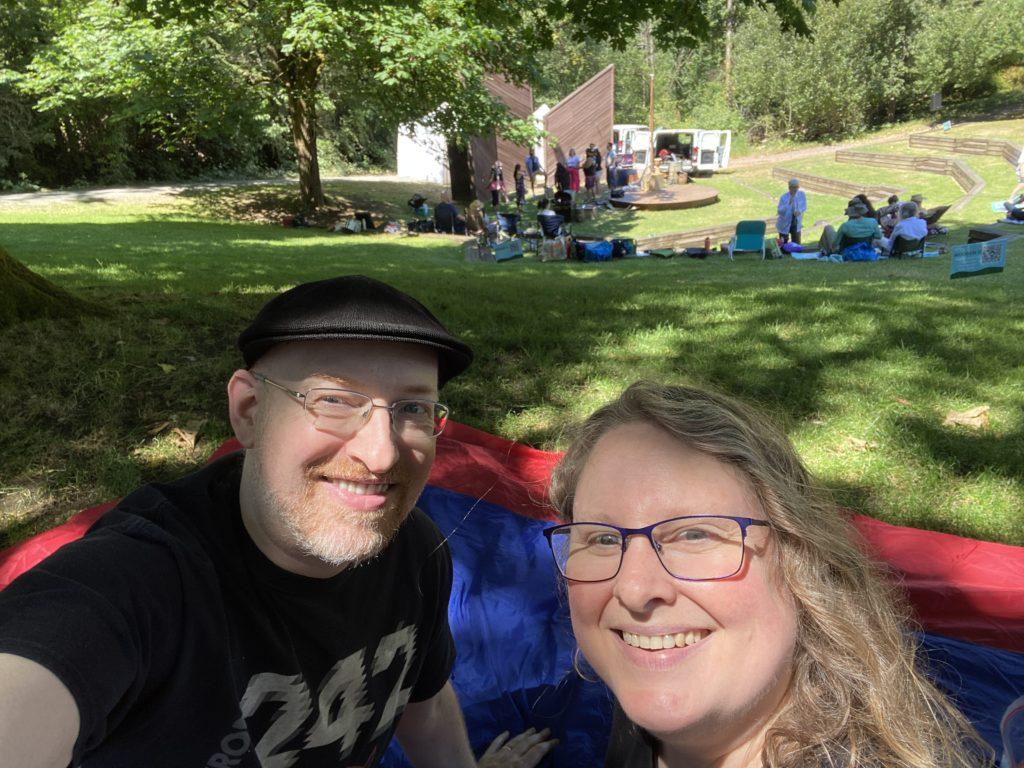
[477,727,558,768]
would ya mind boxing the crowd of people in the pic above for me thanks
[0,276,996,768]
[406,140,625,244]
[776,179,936,259]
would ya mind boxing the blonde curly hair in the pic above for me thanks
[548,381,991,768]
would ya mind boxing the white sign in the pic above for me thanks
[950,238,1007,279]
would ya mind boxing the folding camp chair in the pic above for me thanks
[922,205,950,228]
[888,236,925,259]
[727,220,767,260]
[538,214,566,240]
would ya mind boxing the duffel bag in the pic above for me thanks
[583,240,614,262]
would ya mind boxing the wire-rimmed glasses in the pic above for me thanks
[543,515,769,583]
[252,373,449,442]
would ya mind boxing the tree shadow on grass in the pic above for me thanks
[895,412,1024,480]
[3,218,1024,542]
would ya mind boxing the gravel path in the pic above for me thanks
[729,126,933,169]
[0,129,937,208]
[0,175,412,208]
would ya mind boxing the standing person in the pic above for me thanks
[513,163,527,211]
[524,148,545,196]
[604,141,618,191]
[776,178,807,244]
[1007,148,1024,204]
[566,149,581,194]
[488,161,506,211]
[544,382,991,768]
[554,161,570,194]
[582,154,598,203]
[0,276,556,768]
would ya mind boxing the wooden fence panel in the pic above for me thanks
[772,166,901,200]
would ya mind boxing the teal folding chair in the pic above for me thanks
[727,220,767,260]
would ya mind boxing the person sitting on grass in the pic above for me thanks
[1004,194,1024,221]
[434,193,466,235]
[877,201,928,254]
[465,199,487,235]
[850,193,877,220]
[877,194,901,232]
[819,201,882,256]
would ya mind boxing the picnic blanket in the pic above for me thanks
[2,424,1023,764]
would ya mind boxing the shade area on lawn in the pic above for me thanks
[1,118,1023,549]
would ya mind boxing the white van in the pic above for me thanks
[622,128,732,175]
[612,123,646,161]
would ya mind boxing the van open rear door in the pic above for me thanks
[696,131,731,172]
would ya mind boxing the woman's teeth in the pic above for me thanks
[621,629,709,650]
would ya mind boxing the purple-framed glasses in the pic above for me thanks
[543,515,769,583]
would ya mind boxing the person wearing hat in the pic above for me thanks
[910,193,929,218]
[0,276,554,768]
[819,201,882,256]
[877,201,929,254]
[776,179,807,244]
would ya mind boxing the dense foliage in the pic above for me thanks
[535,0,1023,141]
[1,0,1020,194]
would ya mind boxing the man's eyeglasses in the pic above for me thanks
[252,373,449,441]
[543,515,769,583]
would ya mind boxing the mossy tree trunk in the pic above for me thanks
[0,247,99,329]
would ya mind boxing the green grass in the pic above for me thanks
[3,120,1024,549]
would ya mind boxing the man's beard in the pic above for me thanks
[248,449,411,568]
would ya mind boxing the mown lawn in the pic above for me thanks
[2,123,1024,549]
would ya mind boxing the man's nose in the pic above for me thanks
[344,406,400,475]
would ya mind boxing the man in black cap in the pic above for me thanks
[0,276,554,768]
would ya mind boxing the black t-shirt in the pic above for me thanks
[0,453,455,767]
[604,702,656,768]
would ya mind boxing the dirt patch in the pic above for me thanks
[177,185,411,229]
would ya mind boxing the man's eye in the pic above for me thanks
[312,393,361,409]
[399,401,431,416]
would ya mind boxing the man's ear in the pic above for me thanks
[227,370,262,448]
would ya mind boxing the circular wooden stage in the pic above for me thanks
[610,185,719,211]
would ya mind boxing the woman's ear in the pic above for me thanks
[227,370,261,448]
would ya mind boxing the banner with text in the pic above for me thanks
[951,238,1007,279]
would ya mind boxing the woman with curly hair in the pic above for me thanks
[545,381,990,768]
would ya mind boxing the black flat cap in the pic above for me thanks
[238,275,473,386]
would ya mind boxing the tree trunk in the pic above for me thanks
[275,48,325,211]
[724,0,735,106]
[0,247,99,328]
[287,89,325,210]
